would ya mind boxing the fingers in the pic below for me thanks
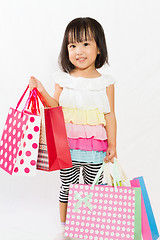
[104,150,117,164]
[108,152,115,160]
[105,150,114,161]
[103,157,110,163]
[29,76,37,91]
[104,156,114,164]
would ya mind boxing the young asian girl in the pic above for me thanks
[29,17,117,240]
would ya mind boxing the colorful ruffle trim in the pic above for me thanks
[65,123,107,140]
[62,107,106,126]
[70,149,106,163]
[68,137,108,151]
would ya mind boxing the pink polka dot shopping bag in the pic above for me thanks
[64,159,142,240]
[0,85,41,176]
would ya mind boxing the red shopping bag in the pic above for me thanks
[44,106,72,171]
[0,86,41,175]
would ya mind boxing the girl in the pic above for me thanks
[29,17,117,240]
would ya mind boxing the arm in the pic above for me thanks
[104,84,117,163]
[29,76,63,107]
[39,83,63,107]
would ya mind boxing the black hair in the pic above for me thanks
[58,17,109,73]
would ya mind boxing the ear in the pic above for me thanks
[97,49,100,54]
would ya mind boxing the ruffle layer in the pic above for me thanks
[68,137,108,151]
[65,123,107,140]
[53,71,115,90]
[62,107,106,126]
[70,149,106,163]
[59,88,110,113]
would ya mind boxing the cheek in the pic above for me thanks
[68,51,75,62]
[87,49,97,60]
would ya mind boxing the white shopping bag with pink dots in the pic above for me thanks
[0,86,41,176]
[12,112,40,175]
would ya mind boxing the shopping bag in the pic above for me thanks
[131,177,159,240]
[43,106,72,171]
[64,159,142,240]
[24,88,51,171]
[19,87,72,172]
[0,86,41,175]
[36,107,49,170]
[12,112,40,176]
[107,161,159,239]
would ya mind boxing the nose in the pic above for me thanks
[75,45,84,55]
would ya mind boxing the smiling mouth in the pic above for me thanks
[76,58,87,62]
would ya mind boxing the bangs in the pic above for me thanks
[67,25,95,44]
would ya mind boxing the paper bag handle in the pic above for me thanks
[29,88,51,114]
[91,158,130,191]
[15,85,51,115]
[15,85,29,110]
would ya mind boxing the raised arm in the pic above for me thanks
[29,76,63,107]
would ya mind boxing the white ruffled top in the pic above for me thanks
[53,71,115,114]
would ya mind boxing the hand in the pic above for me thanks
[29,76,44,93]
[104,145,117,164]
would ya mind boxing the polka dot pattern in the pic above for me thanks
[34,126,39,132]
[27,134,33,140]
[30,117,35,123]
[64,184,136,240]
[13,114,41,176]
[0,108,28,175]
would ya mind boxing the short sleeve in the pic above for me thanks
[103,74,116,87]
[51,70,67,87]
[45,70,64,96]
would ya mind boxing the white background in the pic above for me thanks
[0,0,160,239]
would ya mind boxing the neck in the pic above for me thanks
[70,67,101,78]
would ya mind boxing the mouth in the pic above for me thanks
[76,57,87,62]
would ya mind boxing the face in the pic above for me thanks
[67,33,100,71]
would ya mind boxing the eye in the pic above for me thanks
[84,42,89,46]
[69,44,76,48]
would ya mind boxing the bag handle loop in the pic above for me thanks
[15,85,29,111]
[15,85,51,115]
[91,158,130,191]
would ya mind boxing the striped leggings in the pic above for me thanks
[59,161,103,203]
